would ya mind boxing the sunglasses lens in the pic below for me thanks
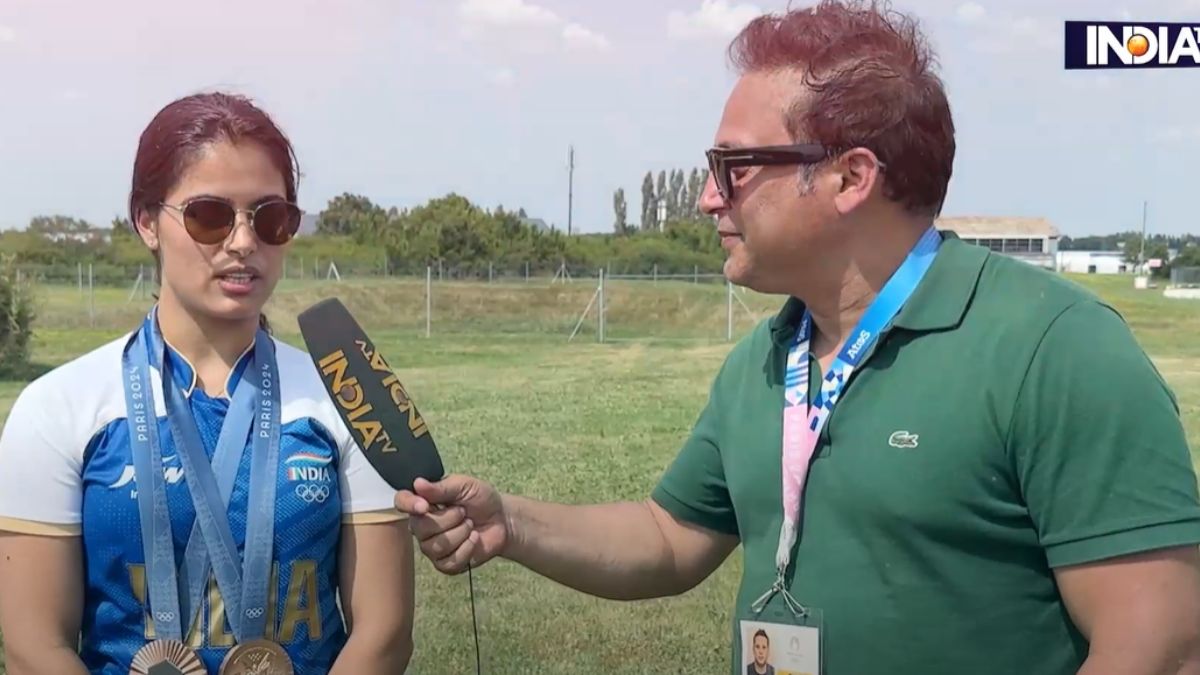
[706,151,731,201]
[254,202,300,245]
[182,199,235,244]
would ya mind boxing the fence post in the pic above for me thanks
[89,263,95,327]
[598,268,606,343]
[694,265,698,284]
[727,281,733,341]
[78,262,83,296]
[525,261,529,283]
[489,262,494,283]
[425,266,432,338]
[654,264,658,284]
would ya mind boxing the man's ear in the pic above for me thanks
[134,208,159,251]
[831,148,885,216]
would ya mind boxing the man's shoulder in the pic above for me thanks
[966,248,1177,419]
[974,249,1107,315]
[967,249,1130,346]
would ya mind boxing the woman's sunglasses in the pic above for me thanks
[159,197,303,246]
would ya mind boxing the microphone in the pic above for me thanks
[296,297,482,673]
[296,297,445,492]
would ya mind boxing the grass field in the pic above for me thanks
[0,270,1197,673]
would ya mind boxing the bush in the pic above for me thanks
[0,254,35,377]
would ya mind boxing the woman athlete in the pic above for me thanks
[0,92,414,674]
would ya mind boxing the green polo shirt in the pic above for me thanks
[652,235,1200,675]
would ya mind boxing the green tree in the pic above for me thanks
[640,172,655,231]
[612,188,628,235]
[1174,244,1200,268]
[668,169,685,220]
[688,168,707,217]
[316,193,388,238]
[0,253,35,377]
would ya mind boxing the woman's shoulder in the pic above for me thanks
[11,332,134,431]
[0,333,136,531]
[272,336,336,407]
[271,337,351,447]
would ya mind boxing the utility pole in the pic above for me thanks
[567,144,575,236]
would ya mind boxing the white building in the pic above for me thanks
[934,216,1060,269]
[1055,250,1129,274]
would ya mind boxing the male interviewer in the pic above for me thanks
[395,2,1200,673]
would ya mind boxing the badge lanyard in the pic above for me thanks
[752,226,942,616]
[122,308,282,643]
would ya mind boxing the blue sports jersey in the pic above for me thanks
[0,315,402,674]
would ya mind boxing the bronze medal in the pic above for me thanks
[129,639,206,675]
[219,640,294,675]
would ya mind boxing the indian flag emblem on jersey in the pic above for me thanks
[286,452,333,482]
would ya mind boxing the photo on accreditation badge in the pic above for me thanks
[740,621,819,675]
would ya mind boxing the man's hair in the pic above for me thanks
[728,0,955,217]
[754,629,769,643]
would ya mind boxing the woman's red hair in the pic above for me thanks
[728,0,955,217]
[128,92,300,225]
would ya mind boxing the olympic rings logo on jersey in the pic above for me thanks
[295,484,330,504]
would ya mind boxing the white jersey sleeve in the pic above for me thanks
[0,336,131,536]
[274,340,405,525]
[335,424,409,524]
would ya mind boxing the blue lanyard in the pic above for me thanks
[121,309,281,642]
[770,226,942,585]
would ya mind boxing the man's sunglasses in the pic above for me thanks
[705,143,830,202]
[159,197,303,246]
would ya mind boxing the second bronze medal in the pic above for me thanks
[219,640,294,675]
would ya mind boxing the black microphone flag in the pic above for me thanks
[297,297,445,492]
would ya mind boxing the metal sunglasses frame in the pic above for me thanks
[158,196,303,245]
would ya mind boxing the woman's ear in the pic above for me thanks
[134,208,159,252]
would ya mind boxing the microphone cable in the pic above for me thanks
[468,563,481,674]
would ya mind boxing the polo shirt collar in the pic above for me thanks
[142,310,258,400]
[768,231,988,346]
[162,336,256,400]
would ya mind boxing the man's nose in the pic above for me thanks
[698,172,728,215]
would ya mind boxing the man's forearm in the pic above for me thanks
[1077,654,1200,675]
[1076,636,1200,675]
[499,496,681,601]
[5,646,89,675]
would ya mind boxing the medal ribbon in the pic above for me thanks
[123,308,281,643]
[755,226,941,615]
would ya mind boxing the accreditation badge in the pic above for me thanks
[734,596,822,675]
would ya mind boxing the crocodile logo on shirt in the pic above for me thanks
[888,431,919,449]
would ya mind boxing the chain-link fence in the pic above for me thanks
[11,260,779,344]
[1170,266,1200,288]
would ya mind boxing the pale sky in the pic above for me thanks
[0,0,1196,237]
